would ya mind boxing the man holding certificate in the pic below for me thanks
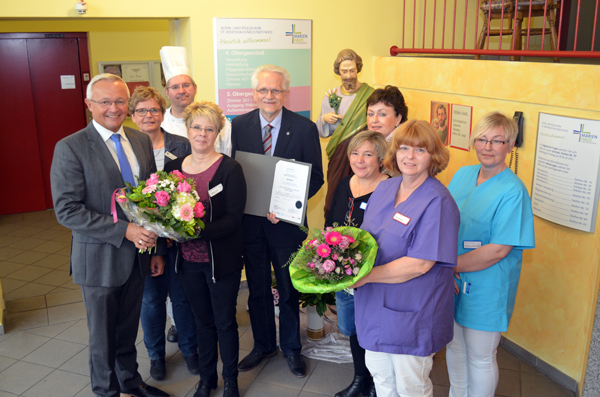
[231,65,324,378]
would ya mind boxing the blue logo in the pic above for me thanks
[285,24,308,44]
[573,124,598,144]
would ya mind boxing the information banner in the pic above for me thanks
[531,113,600,232]
[213,18,312,121]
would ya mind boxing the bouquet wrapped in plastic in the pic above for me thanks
[112,170,205,243]
[288,226,378,294]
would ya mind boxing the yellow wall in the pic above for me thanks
[374,56,600,391]
[0,0,407,227]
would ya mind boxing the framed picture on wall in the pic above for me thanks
[430,101,450,145]
[98,60,165,100]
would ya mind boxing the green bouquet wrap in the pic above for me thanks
[288,226,378,294]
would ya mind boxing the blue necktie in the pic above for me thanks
[110,134,135,187]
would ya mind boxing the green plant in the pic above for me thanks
[298,291,336,317]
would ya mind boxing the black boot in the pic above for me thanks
[361,375,377,397]
[335,375,365,397]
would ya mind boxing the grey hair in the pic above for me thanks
[250,65,291,91]
[86,73,130,100]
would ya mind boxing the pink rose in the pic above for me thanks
[146,173,159,186]
[322,259,336,273]
[311,239,320,247]
[116,195,127,203]
[345,268,353,275]
[142,185,157,194]
[154,191,170,206]
[331,253,339,261]
[194,202,205,218]
[325,231,342,246]
[316,244,331,258]
[171,170,185,182]
[179,204,193,222]
[338,236,350,250]
[309,263,316,269]
[177,180,192,194]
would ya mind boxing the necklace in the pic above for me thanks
[352,176,378,197]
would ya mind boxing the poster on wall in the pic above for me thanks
[449,104,472,151]
[430,101,450,145]
[213,18,312,121]
[531,113,600,233]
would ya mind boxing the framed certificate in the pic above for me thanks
[235,151,312,226]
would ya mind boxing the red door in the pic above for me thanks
[0,33,90,214]
[0,39,47,213]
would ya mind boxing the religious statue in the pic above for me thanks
[317,49,374,218]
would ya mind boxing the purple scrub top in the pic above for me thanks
[355,176,460,356]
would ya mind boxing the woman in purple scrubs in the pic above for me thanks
[352,120,460,397]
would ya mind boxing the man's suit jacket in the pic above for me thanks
[51,124,158,287]
[231,107,324,247]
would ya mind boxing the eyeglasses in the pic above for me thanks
[167,83,194,91]
[134,108,162,116]
[398,146,428,156]
[474,138,509,148]
[345,198,355,225]
[89,99,127,107]
[255,88,286,96]
[189,126,216,133]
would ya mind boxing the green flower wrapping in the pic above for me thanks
[288,226,378,294]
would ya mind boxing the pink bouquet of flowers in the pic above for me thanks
[288,226,378,294]
[112,170,205,243]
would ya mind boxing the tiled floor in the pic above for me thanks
[0,210,575,397]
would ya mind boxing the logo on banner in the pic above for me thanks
[573,124,598,144]
[285,24,308,44]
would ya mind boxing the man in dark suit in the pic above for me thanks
[50,73,169,397]
[231,65,324,378]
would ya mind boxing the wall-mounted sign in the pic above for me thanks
[531,113,600,233]
[213,18,312,121]
[449,104,472,151]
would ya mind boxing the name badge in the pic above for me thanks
[208,184,223,197]
[165,151,177,160]
[463,240,482,249]
[359,202,367,210]
[393,212,410,225]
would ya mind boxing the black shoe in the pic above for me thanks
[335,375,366,397]
[362,376,377,397]
[193,379,217,397]
[167,326,178,343]
[237,348,277,371]
[283,353,306,378]
[150,358,166,380]
[223,380,240,397]
[122,382,170,397]
[185,354,200,375]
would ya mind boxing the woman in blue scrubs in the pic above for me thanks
[446,112,535,397]
[352,120,460,397]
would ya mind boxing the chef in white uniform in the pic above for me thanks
[160,46,231,155]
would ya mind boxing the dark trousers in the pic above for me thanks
[81,261,144,397]
[178,259,241,382]
[140,248,197,360]
[244,229,302,355]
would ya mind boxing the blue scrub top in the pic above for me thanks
[448,165,535,332]
[355,176,460,356]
